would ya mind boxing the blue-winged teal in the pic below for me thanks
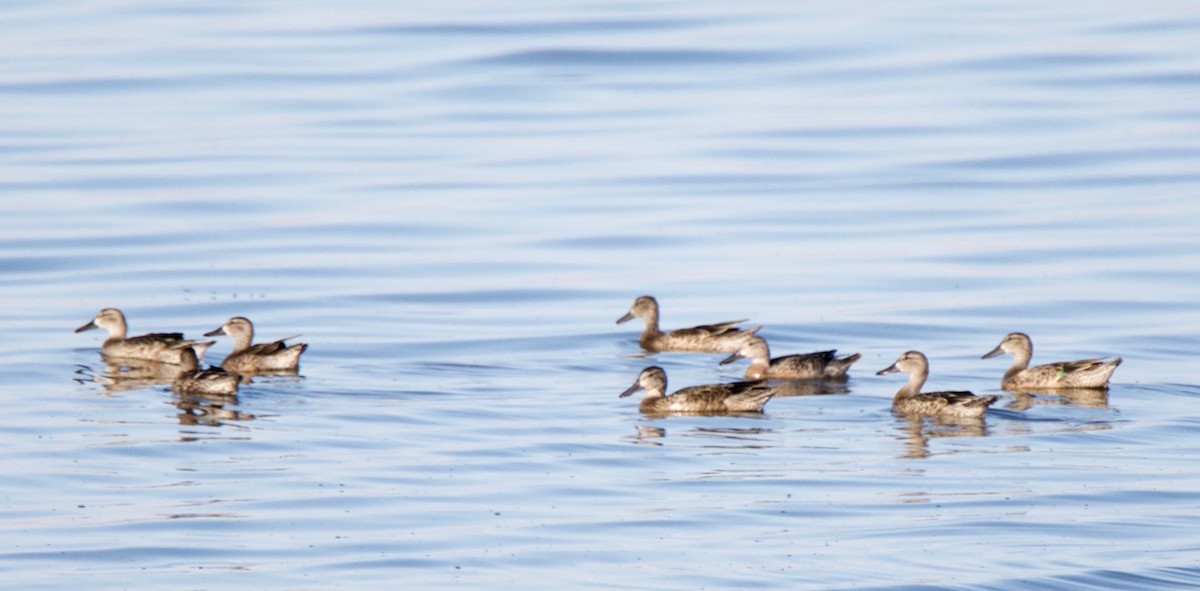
[620,366,775,414]
[877,351,997,419]
[172,366,240,396]
[616,295,760,353]
[982,332,1120,390]
[205,316,307,374]
[720,336,860,381]
[76,308,212,366]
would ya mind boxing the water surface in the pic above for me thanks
[2,1,1200,589]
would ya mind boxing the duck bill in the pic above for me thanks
[619,383,642,398]
[204,326,226,337]
[981,345,1004,359]
[75,320,98,333]
[615,312,634,325]
[876,362,900,376]
[718,351,743,366]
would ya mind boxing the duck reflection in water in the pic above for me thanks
[628,423,777,447]
[769,380,851,397]
[1006,388,1109,411]
[631,425,667,446]
[174,388,256,427]
[897,414,989,460]
[76,357,194,394]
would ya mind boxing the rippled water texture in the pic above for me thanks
[2,1,1200,589]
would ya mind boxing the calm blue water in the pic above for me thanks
[3,1,1200,589]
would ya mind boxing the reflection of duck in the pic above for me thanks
[616,295,759,353]
[1007,388,1109,411]
[79,357,197,393]
[983,332,1120,390]
[877,351,998,419]
[898,414,988,459]
[631,425,667,446]
[76,308,212,365]
[205,317,307,374]
[770,380,851,397]
[173,366,240,396]
[174,390,255,427]
[620,366,775,414]
[719,336,860,381]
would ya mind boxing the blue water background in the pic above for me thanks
[2,1,1199,588]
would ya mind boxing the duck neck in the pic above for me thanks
[743,341,770,379]
[1010,348,1032,371]
[109,320,128,341]
[639,309,662,340]
[639,388,667,411]
[895,371,926,400]
[231,331,253,354]
[744,363,769,380]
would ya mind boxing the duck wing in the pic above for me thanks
[686,320,755,338]
[1023,357,1121,388]
[667,381,774,413]
[123,332,201,350]
[246,340,290,356]
[927,391,997,408]
[772,350,837,372]
[1052,357,1120,375]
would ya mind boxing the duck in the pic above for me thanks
[204,316,307,374]
[76,308,212,366]
[876,351,997,419]
[616,295,760,353]
[619,366,775,414]
[172,365,240,396]
[719,336,861,381]
[982,332,1121,390]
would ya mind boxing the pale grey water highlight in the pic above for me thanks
[2,1,1200,589]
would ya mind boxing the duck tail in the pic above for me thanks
[825,352,862,377]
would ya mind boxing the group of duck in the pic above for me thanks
[75,308,307,396]
[615,295,1122,420]
[76,297,1123,421]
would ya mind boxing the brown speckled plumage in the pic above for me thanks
[76,308,212,366]
[173,365,240,396]
[983,332,1120,390]
[616,295,759,353]
[205,316,307,374]
[877,351,997,419]
[720,336,860,381]
[620,366,775,414]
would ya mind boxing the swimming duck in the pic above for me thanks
[205,316,307,374]
[76,308,212,366]
[616,295,760,353]
[982,332,1121,390]
[719,336,861,380]
[877,351,997,419]
[619,366,775,414]
[172,365,240,396]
